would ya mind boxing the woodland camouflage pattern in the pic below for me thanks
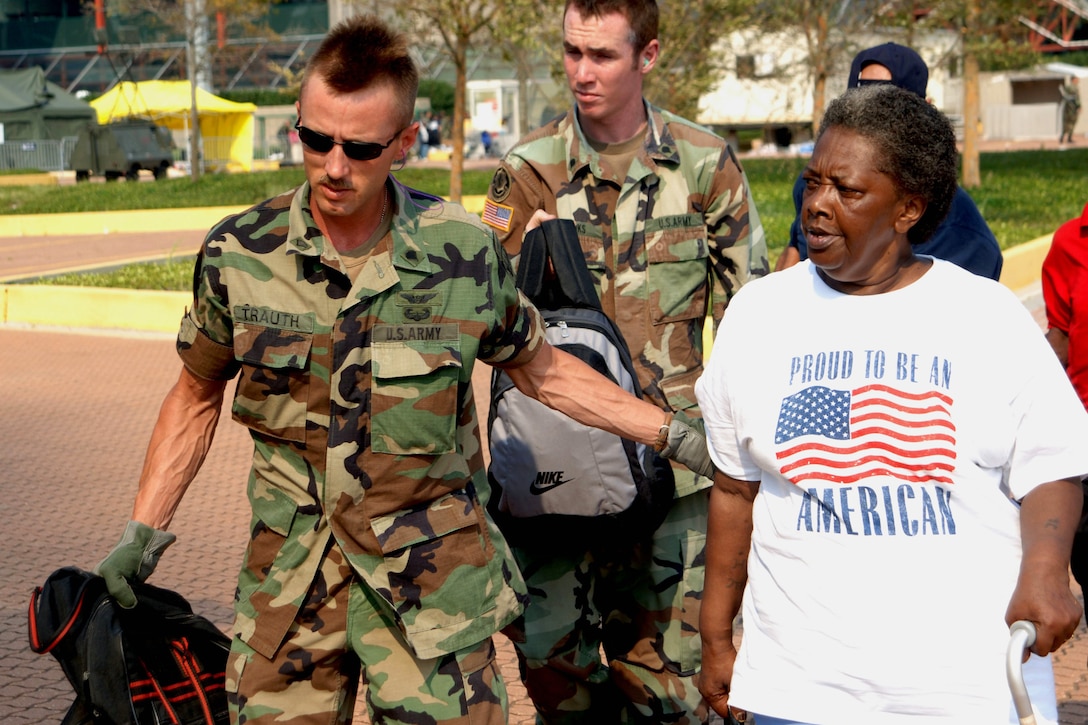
[177,181,544,672]
[485,103,769,497]
[223,538,508,723]
[509,492,710,723]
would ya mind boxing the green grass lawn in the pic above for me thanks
[33,256,198,290]
[0,167,494,215]
[9,147,1086,290]
[970,150,1087,249]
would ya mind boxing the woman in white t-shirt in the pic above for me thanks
[695,85,1088,725]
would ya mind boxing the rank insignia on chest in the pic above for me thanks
[396,290,442,322]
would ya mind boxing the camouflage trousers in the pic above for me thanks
[225,540,508,724]
[505,490,710,725]
[1062,114,1078,142]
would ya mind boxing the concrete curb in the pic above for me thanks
[0,208,1052,334]
[1,284,188,334]
[999,234,1052,292]
[2,206,246,236]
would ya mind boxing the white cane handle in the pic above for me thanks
[1007,620,1037,725]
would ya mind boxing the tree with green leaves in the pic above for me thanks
[643,0,757,120]
[750,0,886,135]
[487,0,566,138]
[418,79,456,117]
[909,0,1042,187]
[393,0,501,202]
[753,0,1043,187]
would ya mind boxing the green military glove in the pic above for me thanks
[659,410,716,480]
[93,520,176,609]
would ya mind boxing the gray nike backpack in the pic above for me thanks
[487,219,674,549]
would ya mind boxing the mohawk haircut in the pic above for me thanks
[302,15,419,127]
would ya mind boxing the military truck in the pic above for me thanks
[71,120,175,182]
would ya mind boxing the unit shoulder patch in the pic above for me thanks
[489,167,512,202]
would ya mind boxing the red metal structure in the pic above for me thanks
[1021,0,1088,52]
[95,0,107,54]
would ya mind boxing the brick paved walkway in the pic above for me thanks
[0,229,206,282]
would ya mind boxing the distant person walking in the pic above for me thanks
[427,113,442,149]
[1060,76,1081,145]
[415,114,431,158]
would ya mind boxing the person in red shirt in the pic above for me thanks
[1043,200,1088,588]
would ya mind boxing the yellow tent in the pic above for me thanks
[91,81,258,172]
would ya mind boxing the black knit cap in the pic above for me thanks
[847,42,929,99]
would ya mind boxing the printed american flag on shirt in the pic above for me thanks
[774,384,956,486]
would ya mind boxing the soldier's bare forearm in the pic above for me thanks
[132,366,226,530]
[505,342,668,446]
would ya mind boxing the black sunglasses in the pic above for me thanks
[295,120,402,161]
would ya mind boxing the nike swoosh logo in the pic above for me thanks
[529,477,574,495]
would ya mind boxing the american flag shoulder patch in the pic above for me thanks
[482,198,514,232]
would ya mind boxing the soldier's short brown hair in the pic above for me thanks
[301,15,419,127]
[564,0,658,55]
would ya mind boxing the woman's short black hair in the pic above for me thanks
[819,85,958,245]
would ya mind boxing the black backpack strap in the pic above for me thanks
[28,567,102,654]
[516,218,602,311]
[514,224,550,302]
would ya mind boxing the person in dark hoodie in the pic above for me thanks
[775,42,1003,280]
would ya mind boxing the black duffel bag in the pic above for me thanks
[28,566,230,725]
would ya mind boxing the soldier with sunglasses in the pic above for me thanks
[92,14,694,725]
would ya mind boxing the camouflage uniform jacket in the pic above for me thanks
[484,102,768,497]
[176,181,543,661]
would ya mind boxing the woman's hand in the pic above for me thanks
[698,636,741,719]
[1006,563,1082,658]
[1006,478,1085,658]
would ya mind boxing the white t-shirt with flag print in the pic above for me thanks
[696,258,1088,725]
